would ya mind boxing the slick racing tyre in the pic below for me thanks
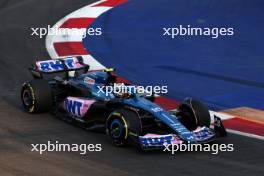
[177,98,211,131]
[21,80,52,113]
[106,109,142,146]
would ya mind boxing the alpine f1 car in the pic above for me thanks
[21,56,227,150]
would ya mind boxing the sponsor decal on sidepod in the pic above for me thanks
[64,97,95,117]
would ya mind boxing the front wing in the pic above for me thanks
[138,116,226,150]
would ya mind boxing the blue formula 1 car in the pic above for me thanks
[21,56,226,150]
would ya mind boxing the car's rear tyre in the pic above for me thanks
[21,80,52,113]
[106,109,142,146]
[177,98,211,131]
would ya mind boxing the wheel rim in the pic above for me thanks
[22,89,32,106]
[110,119,123,138]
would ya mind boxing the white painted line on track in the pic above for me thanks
[209,110,234,122]
[68,7,112,18]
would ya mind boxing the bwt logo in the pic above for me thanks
[64,98,83,117]
[38,58,75,72]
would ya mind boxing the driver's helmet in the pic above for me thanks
[113,83,130,98]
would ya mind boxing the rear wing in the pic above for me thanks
[29,56,89,80]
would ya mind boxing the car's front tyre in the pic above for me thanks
[106,109,142,147]
[177,98,211,131]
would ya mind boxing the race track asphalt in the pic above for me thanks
[0,0,263,175]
